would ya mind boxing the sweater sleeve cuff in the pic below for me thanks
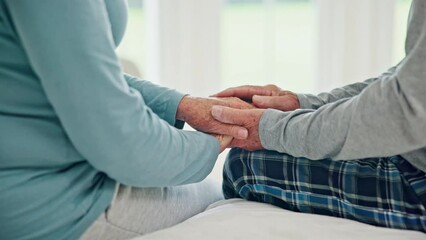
[167,92,186,129]
[259,109,291,151]
[296,93,315,109]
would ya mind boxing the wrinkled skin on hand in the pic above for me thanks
[211,106,265,151]
[176,96,255,140]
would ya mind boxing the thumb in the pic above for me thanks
[211,106,249,140]
[252,95,282,109]
[211,105,247,125]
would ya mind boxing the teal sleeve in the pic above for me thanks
[6,0,219,187]
[124,74,186,128]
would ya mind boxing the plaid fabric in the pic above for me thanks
[223,148,426,232]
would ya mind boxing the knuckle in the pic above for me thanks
[230,125,239,133]
[265,84,278,90]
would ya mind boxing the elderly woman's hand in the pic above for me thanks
[176,96,255,140]
[210,134,233,153]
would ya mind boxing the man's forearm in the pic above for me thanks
[298,66,398,110]
[260,67,426,161]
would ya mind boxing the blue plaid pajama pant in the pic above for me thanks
[223,148,426,232]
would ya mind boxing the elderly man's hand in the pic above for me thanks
[176,96,255,141]
[211,105,265,151]
[212,84,300,112]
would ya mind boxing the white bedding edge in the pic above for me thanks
[137,199,425,240]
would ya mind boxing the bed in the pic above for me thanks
[137,199,425,240]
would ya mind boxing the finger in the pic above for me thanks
[253,95,300,111]
[212,134,233,153]
[214,124,248,140]
[252,95,282,108]
[220,135,233,151]
[221,97,256,109]
[211,86,244,97]
[218,86,272,99]
[212,86,273,99]
[211,105,247,125]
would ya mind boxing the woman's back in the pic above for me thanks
[0,0,128,238]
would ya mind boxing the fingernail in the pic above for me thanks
[211,105,223,118]
[238,129,248,139]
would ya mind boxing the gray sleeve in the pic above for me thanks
[297,66,398,109]
[259,15,426,161]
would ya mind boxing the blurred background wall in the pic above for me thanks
[117,0,411,180]
[118,0,410,94]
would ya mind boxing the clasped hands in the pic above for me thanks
[176,85,300,153]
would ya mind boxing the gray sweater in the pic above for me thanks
[259,0,426,172]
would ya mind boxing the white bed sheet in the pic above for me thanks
[137,199,425,240]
